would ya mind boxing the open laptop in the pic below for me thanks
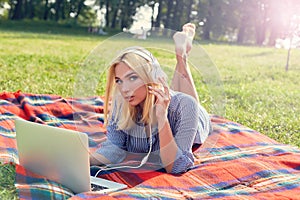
[15,118,127,194]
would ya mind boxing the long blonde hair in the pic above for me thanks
[104,46,167,130]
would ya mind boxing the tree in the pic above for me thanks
[235,0,256,44]
[164,0,174,31]
[186,0,193,23]
[197,0,225,41]
[254,0,268,45]
[267,1,285,46]
[43,0,50,20]
[54,0,63,21]
[172,0,183,30]
[11,0,23,20]
[3,0,300,47]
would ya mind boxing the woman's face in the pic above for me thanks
[114,62,147,107]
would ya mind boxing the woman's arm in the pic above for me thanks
[170,95,200,173]
[149,81,178,173]
[157,115,178,173]
[149,85,201,173]
[157,98,200,174]
[149,81,199,174]
[90,121,127,166]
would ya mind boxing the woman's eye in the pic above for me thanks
[129,75,138,81]
[115,79,122,85]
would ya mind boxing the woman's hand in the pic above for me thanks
[148,77,171,120]
[90,152,111,166]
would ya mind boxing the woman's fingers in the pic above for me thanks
[158,77,170,98]
[148,85,164,97]
[148,85,170,118]
[148,78,170,106]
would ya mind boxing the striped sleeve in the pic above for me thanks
[95,121,127,164]
[168,93,206,174]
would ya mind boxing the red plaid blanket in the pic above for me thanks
[1,91,300,199]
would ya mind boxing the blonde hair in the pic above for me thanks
[104,46,167,130]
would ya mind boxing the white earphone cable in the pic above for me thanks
[93,126,153,177]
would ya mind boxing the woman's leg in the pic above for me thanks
[171,23,199,102]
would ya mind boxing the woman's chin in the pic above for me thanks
[129,102,138,107]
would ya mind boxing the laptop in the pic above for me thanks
[15,118,127,194]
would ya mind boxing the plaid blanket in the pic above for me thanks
[1,91,300,199]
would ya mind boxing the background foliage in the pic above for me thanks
[1,0,300,45]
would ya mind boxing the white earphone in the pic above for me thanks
[120,46,166,82]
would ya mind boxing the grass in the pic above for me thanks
[0,164,17,199]
[0,21,299,199]
[203,44,300,146]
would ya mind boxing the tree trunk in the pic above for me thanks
[43,0,49,20]
[111,3,119,28]
[203,20,211,40]
[61,0,65,20]
[29,0,35,19]
[285,36,293,71]
[154,0,163,29]
[120,0,132,30]
[268,26,279,46]
[237,27,245,44]
[165,0,173,29]
[11,0,23,20]
[255,2,267,45]
[199,0,213,41]
[105,0,110,27]
[186,0,193,22]
[203,9,212,40]
[172,0,182,30]
[237,15,247,44]
[75,0,85,19]
[150,2,155,30]
[55,0,63,21]
[164,0,173,36]
[24,0,28,18]
[255,24,266,45]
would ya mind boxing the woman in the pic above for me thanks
[90,23,211,174]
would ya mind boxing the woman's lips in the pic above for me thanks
[125,96,134,102]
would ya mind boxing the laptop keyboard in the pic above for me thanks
[91,183,109,191]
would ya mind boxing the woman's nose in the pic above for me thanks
[120,82,130,93]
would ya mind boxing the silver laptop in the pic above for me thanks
[15,118,127,194]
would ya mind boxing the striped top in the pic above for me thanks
[96,90,212,174]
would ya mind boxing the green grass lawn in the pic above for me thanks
[0,22,299,199]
